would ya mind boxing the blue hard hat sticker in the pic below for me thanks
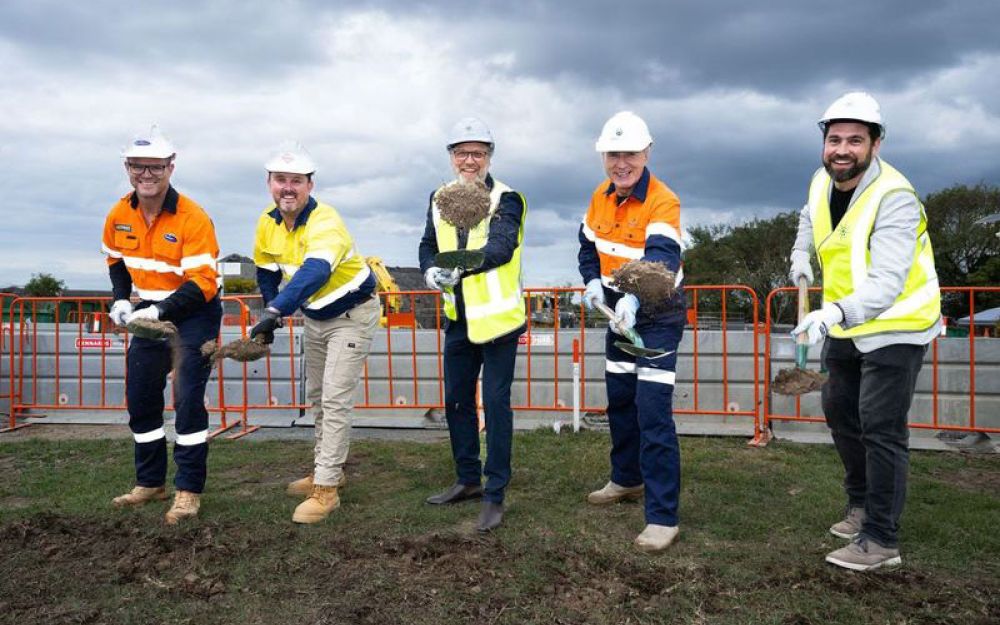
[135,140,151,146]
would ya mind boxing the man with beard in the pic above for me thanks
[251,142,380,524]
[103,125,222,524]
[789,92,940,571]
[418,117,527,532]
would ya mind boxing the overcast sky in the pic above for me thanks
[2,0,998,290]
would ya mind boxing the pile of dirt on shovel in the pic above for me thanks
[125,318,178,339]
[201,338,270,364]
[772,367,828,395]
[435,179,491,230]
[611,260,677,312]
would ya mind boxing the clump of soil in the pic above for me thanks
[126,318,178,339]
[611,260,677,312]
[435,179,491,230]
[201,337,270,363]
[772,367,827,396]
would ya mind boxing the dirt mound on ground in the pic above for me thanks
[611,260,677,312]
[435,180,491,230]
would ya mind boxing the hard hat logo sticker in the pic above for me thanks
[134,140,151,146]
[615,128,623,136]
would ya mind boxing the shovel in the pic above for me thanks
[435,249,485,272]
[592,300,669,358]
[772,276,827,395]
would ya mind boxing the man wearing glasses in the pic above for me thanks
[578,111,686,552]
[418,117,528,532]
[102,125,222,524]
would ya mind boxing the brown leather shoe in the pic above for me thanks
[112,485,168,508]
[425,483,483,505]
[164,490,201,525]
[286,473,346,497]
[292,485,341,524]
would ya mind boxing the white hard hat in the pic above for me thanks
[123,124,175,159]
[595,111,653,153]
[264,141,317,175]
[818,91,884,137]
[447,117,494,150]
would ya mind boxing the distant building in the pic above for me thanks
[219,253,255,280]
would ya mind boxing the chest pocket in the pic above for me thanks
[591,218,615,239]
[152,234,182,264]
[622,217,646,245]
[113,231,139,251]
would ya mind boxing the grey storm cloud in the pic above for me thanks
[1,1,999,289]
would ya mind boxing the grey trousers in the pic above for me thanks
[821,338,927,548]
[303,296,380,486]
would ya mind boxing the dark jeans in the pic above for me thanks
[821,338,926,548]
[443,321,521,504]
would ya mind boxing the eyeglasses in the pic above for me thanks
[126,163,169,175]
[451,149,490,162]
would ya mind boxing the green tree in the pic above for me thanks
[684,212,804,324]
[924,183,1000,318]
[24,273,65,297]
[224,277,258,294]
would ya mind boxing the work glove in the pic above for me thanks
[612,294,639,335]
[125,305,160,324]
[788,250,814,287]
[582,278,605,310]
[791,303,843,346]
[109,299,132,326]
[424,267,460,290]
[250,308,283,345]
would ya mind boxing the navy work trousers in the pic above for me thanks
[443,320,520,504]
[604,309,685,526]
[822,338,926,548]
[127,299,221,493]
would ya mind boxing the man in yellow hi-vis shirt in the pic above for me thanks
[252,142,381,524]
[790,92,940,571]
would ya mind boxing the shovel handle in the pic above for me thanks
[593,300,644,348]
[795,276,810,367]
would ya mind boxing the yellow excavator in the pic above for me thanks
[365,256,407,327]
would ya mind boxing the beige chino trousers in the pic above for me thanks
[303,296,380,486]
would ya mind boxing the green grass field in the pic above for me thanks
[1,430,997,624]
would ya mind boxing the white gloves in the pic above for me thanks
[109,299,132,326]
[789,250,814,286]
[424,267,460,290]
[612,294,639,334]
[125,305,160,324]
[582,278,605,310]
[792,303,843,346]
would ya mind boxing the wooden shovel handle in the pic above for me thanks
[796,276,810,348]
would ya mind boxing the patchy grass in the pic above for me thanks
[0,431,997,624]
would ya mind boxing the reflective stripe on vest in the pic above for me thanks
[808,159,940,337]
[432,179,527,343]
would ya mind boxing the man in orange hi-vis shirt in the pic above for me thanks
[578,111,686,553]
[101,125,222,525]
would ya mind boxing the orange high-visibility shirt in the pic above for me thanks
[101,188,220,303]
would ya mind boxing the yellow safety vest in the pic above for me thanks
[808,159,940,337]
[433,179,527,343]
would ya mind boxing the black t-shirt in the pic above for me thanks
[830,186,856,229]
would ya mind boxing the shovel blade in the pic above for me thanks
[435,249,485,271]
[613,341,667,358]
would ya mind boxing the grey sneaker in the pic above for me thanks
[829,506,866,539]
[825,537,901,571]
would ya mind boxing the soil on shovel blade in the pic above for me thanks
[125,318,178,339]
[435,179,491,230]
[201,338,270,363]
[772,367,828,396]
[611,260,677,313]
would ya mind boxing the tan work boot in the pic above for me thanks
[635,524,679,553]
[112,485,168,508]
[164,490,201,525]
[286,473,346,497]
[587,481,644,505]
[292,485,340,524]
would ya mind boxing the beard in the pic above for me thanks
[824,151,873,183]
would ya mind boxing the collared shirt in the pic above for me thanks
[577,167,684,308]
[254,196,375,320]
[101,186,220,319]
